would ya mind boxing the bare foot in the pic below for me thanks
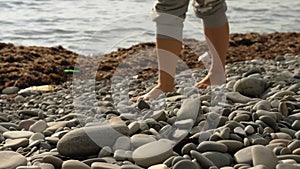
[195,75,211,89]
[136,85,174,100]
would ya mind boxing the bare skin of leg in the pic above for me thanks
[196,22,229,88]
[140,38,182,99]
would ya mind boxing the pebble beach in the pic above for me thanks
[1,32,300,169]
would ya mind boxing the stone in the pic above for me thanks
[277,155,300,163]
[132,139,173,168]
[248,165,268,169]
[128,121,140,136]
[197,141,228,153]
[137,99,150,110]
[130,134,156,149]
[226,92,253,103]
[39,163,55,169]
[57,124,128,157]
[176,98,200,121]
[181,143,197,155]
[271,132,292,140]
[291,120,300,131]
[202,152,232,168]
[245,125,255,135]
[3,131,34,139]
[276,163,300,169]
[113,136,131,151]
[217,140,244,153]
[4,138,29,150]
[233,77,267,98]
[0,151,27,169]
[19,119,36,130]
[62,160,91,169]
[288,140,300,152]
[270,91,295,99]
[251,145,278,169]
[253,100,272,111]
[190,150,215,169]
[16,166,41,169]
[148,164,168,169]
[42,155,63,169]
[120,164,143,169]
[91,162,121,169]
[2,86,20,94]
[292,148,300,155]
[234,146,253,164]
[29,120,48,133]
[259,115,278,130]
[173,159,198,169]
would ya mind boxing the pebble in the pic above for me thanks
[3,131,34,139]
[4,138,29,150]
[233,77,267,98]
[42,155,63,169]
[190,150,215,169]
[217,140,244,153]
[251,145,278,168]
[57,124,128,157]
[226,92,253,103]
[173,159,198,169]
[132,139,174,167]
[29,120,48,133]
[0,151,27,169]
[202,152,232,168]
[197,141,228,153]
[2,86,20,94]
[91,162,121,169]
[62,160,91,169]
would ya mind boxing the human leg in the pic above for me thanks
[193,0,229,88]
[140,0,189,99]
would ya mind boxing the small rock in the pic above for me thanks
[137,99,150,110]
[233,77,267,98]
[190,150,215,169]
[42,155,63,169]
[62,160,91,169]
[4,138,29,150]
[197,141,228,153]
[245,125,255,135]
[202,152,232,168]
[2,86,19,94]
[3,131,34,139]
[132,139,174,167]
[252,145,278,168]
[29,120,48,133]
[91,162,121,169]
[217,140,244,153]
[0,151,27,169]
[226,92,253,103]
[173,159,198,169]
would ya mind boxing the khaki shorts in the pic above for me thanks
[152,0,228,39]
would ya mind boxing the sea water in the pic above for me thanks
[0,0,299,55]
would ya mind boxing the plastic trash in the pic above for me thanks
[198,52,211,69]
[18,85,55,94]
[64,69,81,73]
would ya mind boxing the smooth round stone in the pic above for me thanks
[234,146,254,164]
[3,131,34,139]
[247,134,268,145]
[91,162,121,169]
[113,136,131,151]
[19,119,37,130]
[120,164,143,169]
[251,145,278,169]
[128,122,140,136]
[148,164,168,169]
[113,149,129,161]
[57,124,128,157]
[245,125,255,135]
[2,86,20,94]
[29,120,48,133]
[253,100,272,111]
[259,115,278,130]
[202,152,232,168]
[234,126,246,136]
[4,138,29,150]
[42,155,63,169]
[291,120,300,131]
[270,90,295,99]
[181,143,197,155]
[137,99,150,110]
[248,165,268,169]
[62,160,91,169]
[217,140,244,153]
[226,92,253,103]
[30,133,45,144]
[98,146,112,158]
[269,139,291,146]
[130,134,156,149]
[271,132,292,140]
[16,166,41,169]
[277,155,300,163]
[190,150,215,169]
[276,163,300,169]
[288,140,300,152]
[173,159,198,169]
[0,151,27,169]
[15,95,25,102]
[197,141,228,153]
[292,148,300,155]
[219,127,231,140]
[132,139,174,168]
[39,163,55,169]
[233,77,267,98]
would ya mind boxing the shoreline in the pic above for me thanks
[0,32,299,92]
